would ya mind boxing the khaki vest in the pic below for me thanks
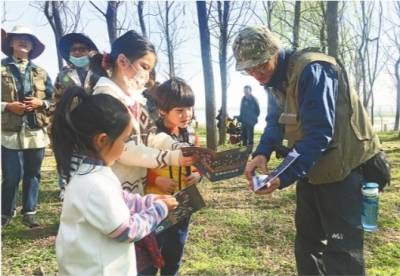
[1,61,50,132]
[274,50,380,184]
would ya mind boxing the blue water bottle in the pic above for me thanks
[361,182,379,232]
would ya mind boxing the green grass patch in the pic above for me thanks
[2,131,400,275]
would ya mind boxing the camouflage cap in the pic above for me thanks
[232,26,281,71]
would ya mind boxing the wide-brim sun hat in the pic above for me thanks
[232,26,281,71]
[59,33,98,62]
[1,25,45,59]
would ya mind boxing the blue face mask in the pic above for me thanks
[69,55,89,68]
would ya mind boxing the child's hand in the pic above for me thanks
[159,195,178,211]
[155,176,178,194]
[185,172,202,185]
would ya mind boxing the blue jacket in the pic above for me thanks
[239,94,260,126]
[253,50,338,189]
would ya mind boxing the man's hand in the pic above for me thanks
[254,177,281,195]
[6,101,26,115]
[155,176,178,194]
[185,172,202,185]
[23,97,43,111]
[244,155,268,189]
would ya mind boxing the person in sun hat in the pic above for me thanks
[1,25,53,228]
[54,32,100,101]
[233,26,382,275]
[52,32,102,201]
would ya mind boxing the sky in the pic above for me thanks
[1,0,397,130]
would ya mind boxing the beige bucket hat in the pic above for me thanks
[2,25,45,59]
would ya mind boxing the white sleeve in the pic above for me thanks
[84,180,130,235]
[147,131,188,150]
[2,102,8,112]
[117,141,182,168]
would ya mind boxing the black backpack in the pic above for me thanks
[361,151,391,192]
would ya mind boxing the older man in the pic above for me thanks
[233,26,381,275]
[1,26,53,228]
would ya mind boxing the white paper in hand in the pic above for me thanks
[252,174,274,191]
[252,149,300,192]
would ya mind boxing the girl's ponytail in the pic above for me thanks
[51,86,131,183]
[51,86,91,182]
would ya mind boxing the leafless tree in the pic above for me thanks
[248,1,276,30]
[293,1,301,50]
[385,2,400,131]
[31,1,83,70]
[356,1,385,123]
[137,1,147,37]
[208,1,252,145]
[155,1,187,78]
[197,1,217,150]
[90,1,121,45]
[326,1,338,58]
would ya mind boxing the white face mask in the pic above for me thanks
[123,72,149,96]
[122,56,150,94]
[131,67,150,91]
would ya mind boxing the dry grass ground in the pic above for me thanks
[1,131,399,275]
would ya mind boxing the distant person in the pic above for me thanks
[53,32,101,200]
[215,108,224,131]
[1,25,53,228]
[51,87,177,275]
[238,85,260,145]
[233,26,381,275]
[142,78,201,275]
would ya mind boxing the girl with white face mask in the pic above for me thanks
[53,33,101,201]
[92,30,194,274]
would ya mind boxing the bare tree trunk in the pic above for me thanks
[165,1,175,78]
[319,2,327,53]
[395,58,400,130]
[44,1,64,70]
[90,1,119,46]
[217,1,229,145]
[196,1,217,150]
[106,1,118,44]
[266,1,274,30]
[293,1,301,50]
[327,1,338,58]
[370,90,374,126]
[359,1,368,108]
[138,1,147,37]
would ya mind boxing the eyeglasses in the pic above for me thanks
[70,46,88,53]
[12,35,32,43]
[243,63,266,75]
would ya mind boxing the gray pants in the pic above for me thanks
[295,170,365,276]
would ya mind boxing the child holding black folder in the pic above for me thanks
[143,78,201,275]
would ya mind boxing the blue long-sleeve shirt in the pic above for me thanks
[253,50,338,189]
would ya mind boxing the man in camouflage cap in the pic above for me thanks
[233,26,280,71]
[233,26,382,275]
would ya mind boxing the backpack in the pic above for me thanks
[361,151,391,191]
